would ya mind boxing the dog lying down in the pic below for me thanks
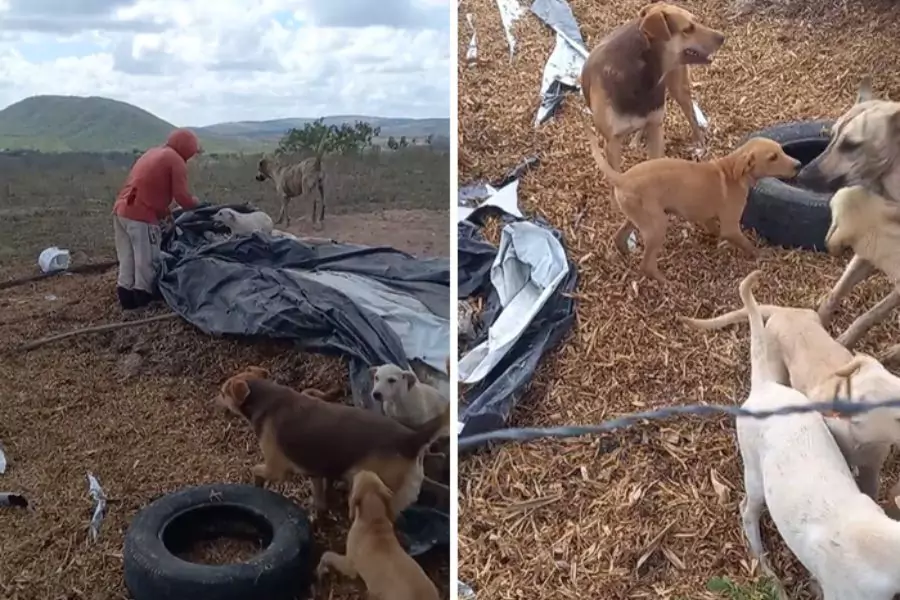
[317,470,440,600]
[585,122,800,284]
[679,288,900,503]
[818,185,900,361]
[734,270,900,600]
[212,207,274,235]
[216,366,450,517]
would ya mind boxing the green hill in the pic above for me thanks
[0,96,266,154]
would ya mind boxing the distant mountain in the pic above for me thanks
[196,116,450,144]
[0,96,449,154]
[0,96,265,153]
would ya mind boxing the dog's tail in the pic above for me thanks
[583,119,627,189]
[301,386,344,403]
[401,402,451,457]
[677,304,782,331]
[739,270,777,387]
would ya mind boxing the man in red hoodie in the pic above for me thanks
[112,128,201,310]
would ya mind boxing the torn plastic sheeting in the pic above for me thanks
[457,189,578,442]
[496,0,525,58]
[457,179,524,223]
[466,13,478,62]
[0,493,27,508]
[531,0,587,125]
[87,472,107,542]
[158,204,450,549]
[0,445,6,474]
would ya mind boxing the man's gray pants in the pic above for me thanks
[113,215,161,293]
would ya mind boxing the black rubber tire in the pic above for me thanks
[123,484,313,600]
[740,119,834,252]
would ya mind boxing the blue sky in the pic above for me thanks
[0,0,451,126]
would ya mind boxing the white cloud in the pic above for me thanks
[0,0,451,125]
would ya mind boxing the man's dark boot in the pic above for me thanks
[116,286,136,310]
[132,289,154,309]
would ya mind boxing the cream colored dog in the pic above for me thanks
[316,470,440,600]
[735,270,900,600]
[370,363,448,429]
[681,288,900,502]
[212,207,274,236]
[818,185,900,362]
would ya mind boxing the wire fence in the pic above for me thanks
[457,397,900,451]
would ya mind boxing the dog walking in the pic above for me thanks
[111,128,201,310]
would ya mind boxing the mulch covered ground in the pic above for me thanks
[0,270,448,599]
[457,0,900,598]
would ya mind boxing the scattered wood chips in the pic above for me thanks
[457,0,900,598]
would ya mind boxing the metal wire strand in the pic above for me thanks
[457,397,900,451]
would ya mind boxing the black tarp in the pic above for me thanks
[457,190,578,446]
[157,203,450,554]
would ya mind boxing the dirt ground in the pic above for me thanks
[284,209,450,258]
[0,203,449,599]
[457,0,900,599]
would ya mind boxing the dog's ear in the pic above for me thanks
[637,1,662,17]
[402,370,417,391]
[244,366,270,379]
[640,9,671,41]
[368,365,378,379]
[739,151,757,178]
[856,75,874,104]
[222,378,251,407]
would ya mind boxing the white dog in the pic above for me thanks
[369,363,447,429]
[213,207,274,236]
[736,270,900,600]
[819,185,900,361]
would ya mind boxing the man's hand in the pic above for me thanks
[161,215,175,233]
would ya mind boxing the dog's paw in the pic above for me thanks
[315,560,330,579]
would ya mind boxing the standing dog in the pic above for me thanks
[316,471,440,600]
[215,367,450,517]
[734,270,900,600]
[817,185,900,359]
[586,124,800,284]
[370,363,448,429]
[797,76,900,204]
[255,147,326,229]
[580,2,725,173]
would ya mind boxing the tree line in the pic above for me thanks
[276,118,438,155]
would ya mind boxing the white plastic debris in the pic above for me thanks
[458,580,477,599]
[466,13,478,62]
[693,100,709,130]
[627,231,638,252]
[457,179,524,223]
[0,445,6,474]
[87,472,108,542]
[38,247,71,273]
[496,0,524,59]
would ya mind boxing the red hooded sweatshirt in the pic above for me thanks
[113,128,200,224]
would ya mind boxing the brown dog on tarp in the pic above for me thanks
[216,366,450,517]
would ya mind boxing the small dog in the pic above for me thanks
[680,291,900,502]
[316,471,440,600]
[817,185,900,359]
[580,2,725,172]
[212,207,274,236]
[586,124,800,284]
[797,76,900,204]
[370,363,448,429]
[255,152,325,229]
[734,270,900,600]
[215,366,450,517]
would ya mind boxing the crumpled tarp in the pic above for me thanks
[530,0,589,125]
[157,203,451,551]
[457,184,578,442]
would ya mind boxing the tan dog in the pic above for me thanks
[797,76,900,204]
[255,152,325,229]
[370,363,448,429]
[215,367,450,517]
[581,2,725,173]
[316,471,440,600]
[818,185,900,361]
[586,125,800,284]
[680,294,900,502]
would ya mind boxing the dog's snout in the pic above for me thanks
[712,31,725,46]
[255,173,266,182]
[372,390,383,401]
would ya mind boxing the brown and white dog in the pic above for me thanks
[580,2,725,173]
[215,366,450,517]
[316,471,440,600]
[255,153,325,229]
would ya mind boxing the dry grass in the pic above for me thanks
[457,0,900,598]
[0,270,449,599]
